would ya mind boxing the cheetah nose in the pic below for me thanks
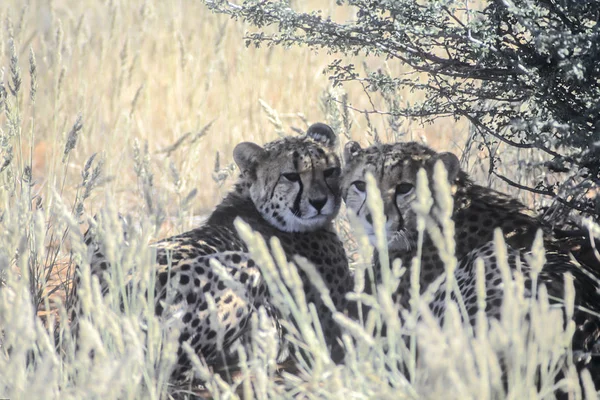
[309,197,327,212]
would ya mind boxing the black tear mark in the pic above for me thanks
[357,199,367,219]
[291,150,303,216]
[293,179,304,216]
[270,175,282,201]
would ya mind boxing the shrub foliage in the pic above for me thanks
[206,0,600,222]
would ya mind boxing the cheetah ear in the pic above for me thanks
[306,123,336,149]
[343,141,362,163]
[233,142,267,174]
[433,152,460,182]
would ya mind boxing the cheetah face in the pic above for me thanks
[233,123,342,233]
[341,141,459,252]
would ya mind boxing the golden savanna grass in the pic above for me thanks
[2,0,468,226]
[3,1,592,399]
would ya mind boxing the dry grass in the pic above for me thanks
[5,1,588,399]
[2,0,467,313]
[2,0,468,233]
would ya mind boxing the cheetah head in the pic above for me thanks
[233,123,342,233]
[341,141,460,252]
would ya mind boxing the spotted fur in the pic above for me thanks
[70,123,352,377]
[341,141,600,389]
[341,141,552,302]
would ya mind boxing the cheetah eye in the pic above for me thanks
[282,172,301,182]
[352,180,366,193]
[396,183,414,196]
[323,167,340,178]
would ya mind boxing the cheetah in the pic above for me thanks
[341,141,600,386]
[70,123,352,376]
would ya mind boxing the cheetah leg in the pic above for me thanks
[154,251,279,376]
